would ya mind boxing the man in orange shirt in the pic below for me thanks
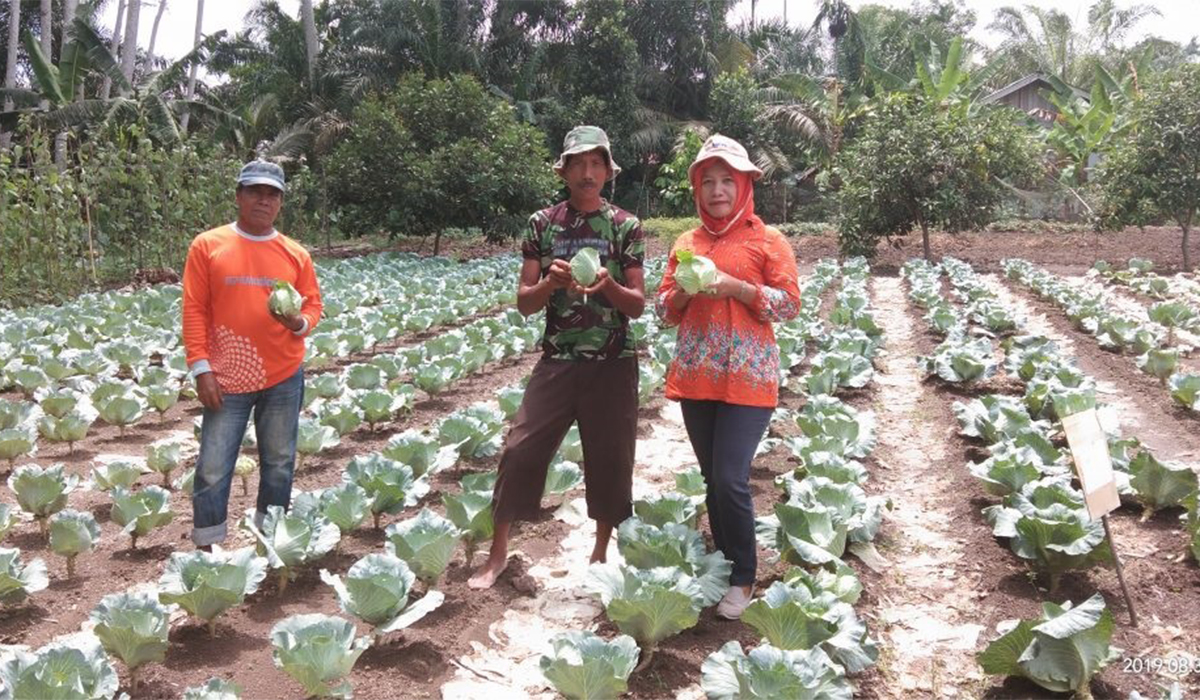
[182,160,323,549]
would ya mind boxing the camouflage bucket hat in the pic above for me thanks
[552,125,621,181]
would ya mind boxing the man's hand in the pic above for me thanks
[573,267,612,298]
[546,259,574,291]
[196,372,224,411]
[270,309,305,333]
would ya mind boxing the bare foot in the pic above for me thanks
[589,552,606,564]
[468,557,508,589]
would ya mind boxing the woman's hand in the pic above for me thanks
[704,270,757,304]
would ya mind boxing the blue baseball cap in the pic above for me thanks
[237,160,286,192]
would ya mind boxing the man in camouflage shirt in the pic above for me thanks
[469,125,646,589]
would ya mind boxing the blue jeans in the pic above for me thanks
[680,399,773,586]
[192,367,304,546]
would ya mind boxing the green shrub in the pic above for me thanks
[642,217,701,247]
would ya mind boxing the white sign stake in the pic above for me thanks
[1061,407,1138,626]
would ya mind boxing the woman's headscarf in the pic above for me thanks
[687,135,764,237]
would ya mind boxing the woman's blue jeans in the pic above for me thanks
[191,367,304,546]
[679,399,773,586]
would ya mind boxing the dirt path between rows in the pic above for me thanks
[863,276,988,697]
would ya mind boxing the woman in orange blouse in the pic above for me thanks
[655,134,801,619]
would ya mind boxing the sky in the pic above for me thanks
[101,0,1198,62]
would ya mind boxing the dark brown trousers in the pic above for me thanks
[491,357,638,524]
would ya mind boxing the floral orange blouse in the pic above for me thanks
[656,219,801,408]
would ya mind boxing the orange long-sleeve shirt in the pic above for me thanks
[656,220,801,408]
[182,224,322,394]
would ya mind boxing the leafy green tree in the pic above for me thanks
[1095,65,1200,271]
[326,73,556,252]
[835,94,1042,260]
[652,128,703,216]
[549,0,640,168]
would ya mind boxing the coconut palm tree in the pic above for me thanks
[987,1,1159,86]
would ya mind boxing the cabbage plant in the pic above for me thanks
[618,518,731,606]
[919,335,998,383]
[783,562,863,606]
[0,398,38,430]
[496,386,524,420]
[741,580,878,673]
[8,463,78,536]
[0,634,119,699]
[344,453,429,529]
[632,492,699,529]
[37,406,96,453]
[975,442,1057,494]
[383,508,462,586]
[296,418,340,470]
[111,485,175,549]
[48,509,101,577]
[353,388,408,431]
[234,455,256,495]
[977,593,1119,696]
[1128,451,1198,521]
[1169,373,1200,411]
[0,547,48,605]
[182,678,244,700]
[96,388,146,436]
[674,250,718,295]
[320,553,445,640]
[294,483,371,537]
[983,480,1113,593]
[1137,348,1179,386]
[245,505,340,592]
[90,591,171,691]
[756,501,848,567]
[586,563,702,662]
[381,430,440,478]
[270,613,370,699]
[0,503,13,542]
[442,488,493,562]
[700,641,851,700]
[544,460,583,495]
[158,546,269,637]
[539,630,640,700]
[790,397,876,459]
[146,438,191,488]
[556,424,584,463]
[1148,301,1196,345]
[952,395,1048,445]
[438,406,505,459]
[317,399,364,437]
[0,427,37,470]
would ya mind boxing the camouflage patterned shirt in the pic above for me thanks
[521,200,645,361]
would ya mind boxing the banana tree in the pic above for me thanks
[8,16,231,146]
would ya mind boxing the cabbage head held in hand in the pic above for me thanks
[268,281,303,317]
[570,247,602,303]
[571,247,601,286]
[675,250,718,295]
